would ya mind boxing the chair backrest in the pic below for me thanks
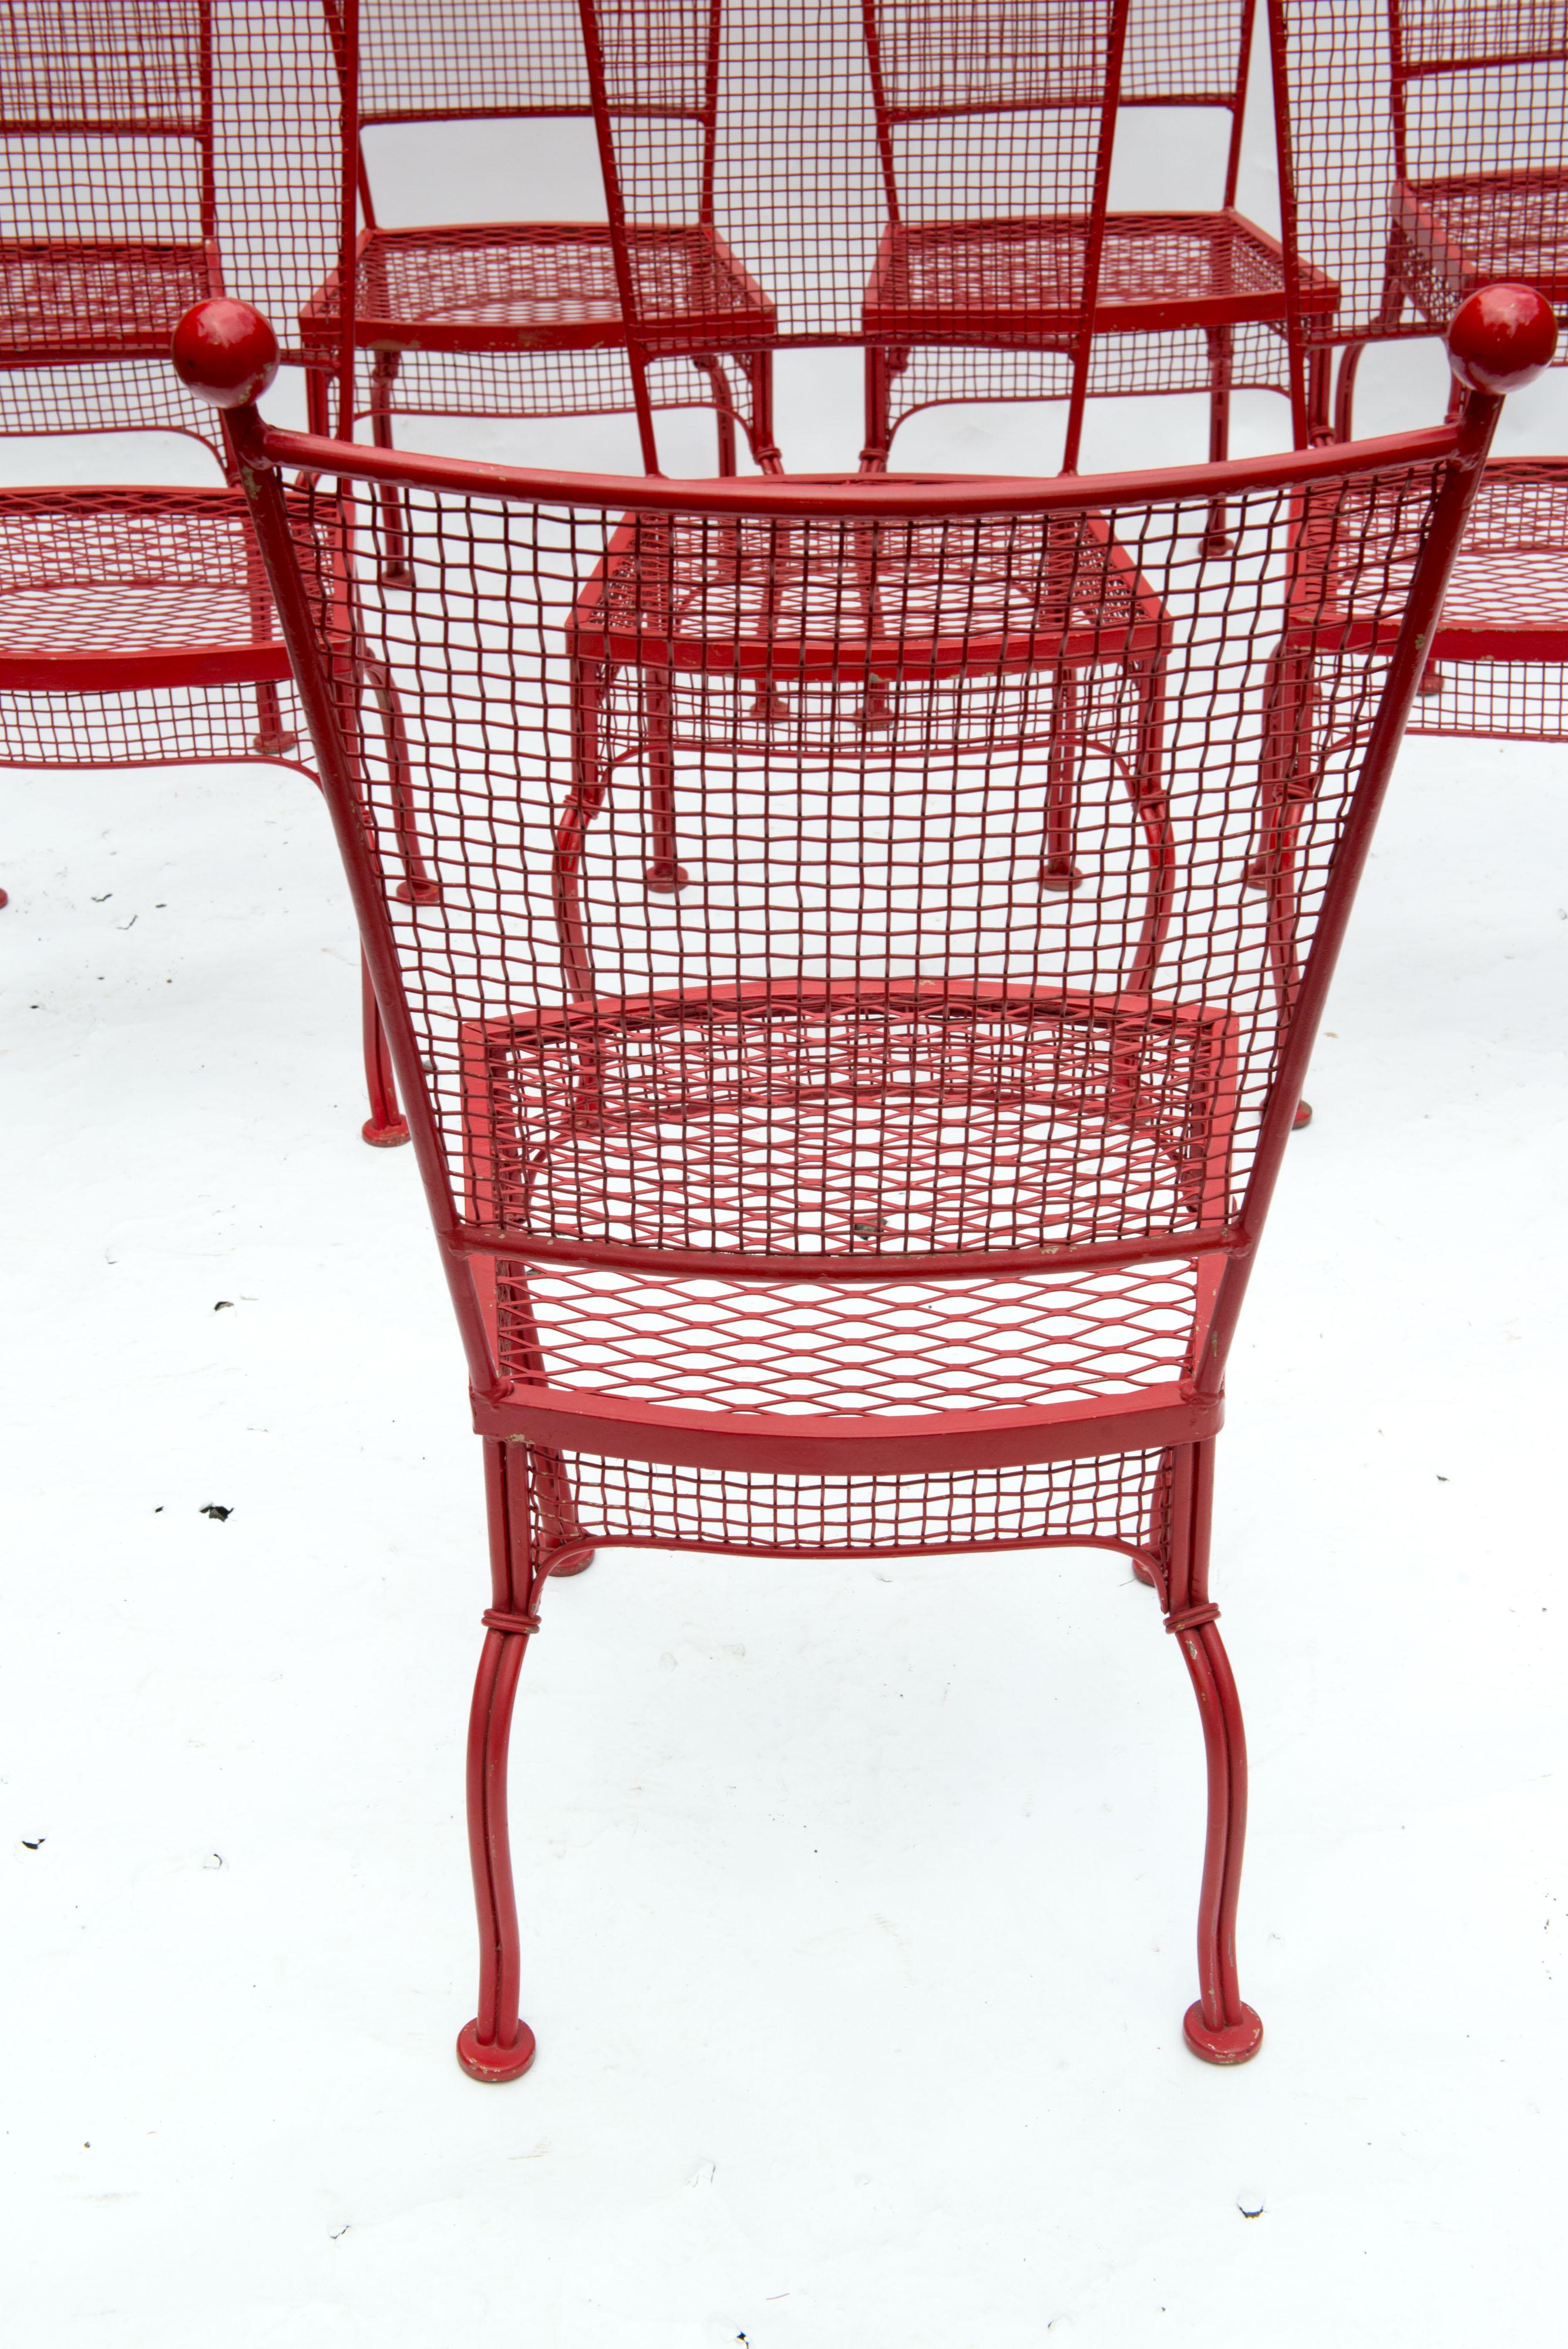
[864,0,1129,228]
[200,301,1506,1413]
[1119,0,1255,203]
[1388,0,1568,188]
[1266,0,1455,392]
[0,0,214,273]
[341,1,725,230]
[0,2,340,445]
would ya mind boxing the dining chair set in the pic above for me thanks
[5,1,1563,2079]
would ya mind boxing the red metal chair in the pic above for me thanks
[859,0,1340,473]
[299,0,780,485]
[1249,285,1558,988]
[1384,2,1568,351]
[176,285,1532,2082]
[1267,0,1568,443]
[0,469,419,1143]
[1402,456,1568,741]
[0,7,405,1139]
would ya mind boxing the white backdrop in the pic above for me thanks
[3,17,1566,2346]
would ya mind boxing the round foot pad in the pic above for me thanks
[396,877,443,906]
[1130,1555,1159,1588]
[549,1544,597,1577]
[644,862,689,894]
[1183,2001,1263,2065]
[1291,1099,1314,1131]
[362,1116,410,1148]
[457,2019,537,2082]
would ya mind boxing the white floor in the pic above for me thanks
[5,358,1568,2344]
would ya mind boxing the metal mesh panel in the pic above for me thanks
[261,448,1455,1440]
[886,318,1293,422]
[554,1441,1170,1557]
[1268,0,1399,350]
[1274,1,1568,359]
[1407,459,1568,740]
[0,2,342,442]
[0,486,305,770]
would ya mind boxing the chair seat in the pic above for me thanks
[1392,172,1568,322]
[1284,461,1568,664]
[460,982,1233,1471]
[863,210,1340,344]
[0,238,217,365]
[569,499,1168,685]
[0,487,290,692]
[300,223,777,358]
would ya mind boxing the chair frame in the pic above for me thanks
[177,286,1521,2083]
[860,0,1340,470]
[301,0,780,479]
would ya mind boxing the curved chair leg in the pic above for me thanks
[1164,1441,1262,2064]
[457,1439,551,2081]
[457,1615,537,2081]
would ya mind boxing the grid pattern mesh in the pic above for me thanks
[1273,0,1568,359]
[1407,459,1568,741]
[0,2,342,444]
[295,3,1313,454]
[270,447,1454,1435]
[0,486,305,770]
[550,1442,1170,1560]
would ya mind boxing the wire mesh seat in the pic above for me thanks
[0,0,228,455]
[562,496,1170,912]
[0,472,413,1143]
[1384,2,1568,342]
[1257,453,1568,755]
[860,0,1339,470]
[178,285,1532,2085]
[300,0,780,476]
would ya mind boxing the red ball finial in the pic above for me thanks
[170,298,280,409]
[1447,281,1559,395]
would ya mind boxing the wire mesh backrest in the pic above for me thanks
[1121,0,1251,103]
[349,0,718,122]
[1268,0,1402,347]
[274,445,1458,1271]
[0,1,211,245]
[866,0,1127,223]
[1389,1,1568,184]
[344,1,722,233]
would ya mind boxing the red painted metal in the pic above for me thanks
[1254,287,1567,753]
[1385,4,1568,342]
[177,289,1529,2078]
[0,4,397,1140]
[1268,1,1568,442]
[0,479,410,1143]
[859,0,1339,470]
[300,0,780,476]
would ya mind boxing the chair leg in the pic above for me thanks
[359,953,408,1146]
[369,351,414,587]
[1203,325,1234,553]
[457,1439,551,2082]
[860,345,894,472]
[1163,1441,1262,2065]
